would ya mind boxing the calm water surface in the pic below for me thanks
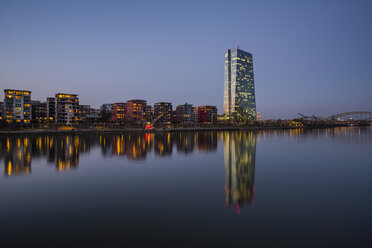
[0,127,371,247]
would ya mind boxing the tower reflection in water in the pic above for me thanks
[223,131,257,214]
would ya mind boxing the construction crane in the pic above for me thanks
[144,113,164,130]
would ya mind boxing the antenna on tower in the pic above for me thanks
[237,41,239,49]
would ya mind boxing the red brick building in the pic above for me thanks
[126,100,146,123]
[111,102,127,122]
[195,105,217,124]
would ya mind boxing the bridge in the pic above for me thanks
[327,111,372,121]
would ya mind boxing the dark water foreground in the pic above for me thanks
[0,127,371,247]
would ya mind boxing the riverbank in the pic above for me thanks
[0,124,356,136]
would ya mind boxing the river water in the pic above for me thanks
[0,127,371,247]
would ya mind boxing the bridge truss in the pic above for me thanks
[327,111,372,121]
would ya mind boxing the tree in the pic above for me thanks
[99,104,112,123]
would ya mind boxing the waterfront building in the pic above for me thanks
[126,100,146,123]
[154,102,172,126]
[31,101,47,122]
[171,110,177,124]
[256,112,261,121]
[90,108,100,116]
[46,97,55,121]
[224,47,256,120]
[111,102,127,122]
[79,105,91,121]
[3,89,31,123]
[55,93,79,125]
[0,102,3,121]
[195,105,217,124]
[176,103,194,124]
[143,105,153,123]
[193,107,198,123]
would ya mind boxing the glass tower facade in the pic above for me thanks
[224,48,256,119]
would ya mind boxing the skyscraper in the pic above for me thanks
[224,48,256,120]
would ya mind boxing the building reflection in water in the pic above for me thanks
[111,133,153,160]
[0,131,221,176]
[55,136,80,171]
[1,127,368,176]
[223,131,257,214]
[3,137,31,176]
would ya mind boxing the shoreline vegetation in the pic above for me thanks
[0,123,365,136]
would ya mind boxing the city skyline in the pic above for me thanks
[1,0,371,119]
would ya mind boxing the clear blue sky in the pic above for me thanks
[0,0,371,118]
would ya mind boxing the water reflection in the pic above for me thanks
[0,132,219,175]
[0,127,370,177]
[0,127,370,247]
[224,131,256,214]
[3,137,31,176]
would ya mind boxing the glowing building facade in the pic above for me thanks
[55,93,80,125]
[3,89,32,123]
[46,97,55,121]
[111,102,127,122]
[79,105,90,121]
[154,102,172,126]
[126,100,146,123]
[31,101,47,122]
[195,105,217,124]
[0,102,3,120]
[143,105,153,123]
[224,48,256,119]
[175,103,194,124]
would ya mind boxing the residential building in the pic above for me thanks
[90,108,100,116]
[224,47,256,120]
[111,102,127,122]
[126,100,146,123]
[154,102,172,126]
[195,105,217,124]
[193,107,198,123]
[0,102,3,121]
[31,101,47,122]
[55,93,79,125]
[3,89,31,123]
[143,105,153,123]
[176,103,194,124]
[256,112,261,121]
[79,105,91,121]
[46,97,55,121]
[171,110,177,124]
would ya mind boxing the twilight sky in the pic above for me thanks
[0,0,371,119]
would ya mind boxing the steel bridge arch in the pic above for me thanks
[327,111,372,121]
